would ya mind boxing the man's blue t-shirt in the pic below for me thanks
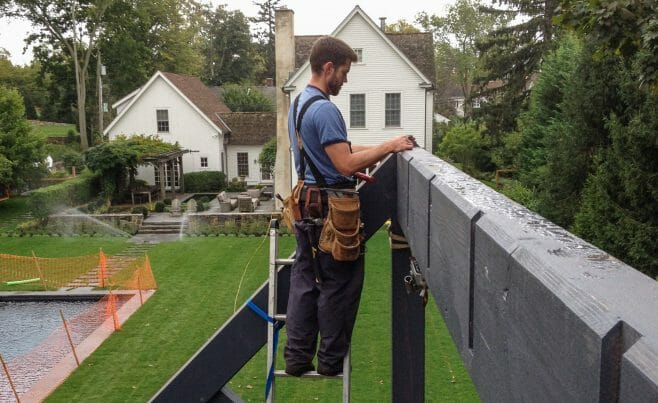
[288,85,354,186]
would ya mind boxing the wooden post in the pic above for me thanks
[178,155,185,193]
[158,162,166,200]
[390,220,425,403]
[0,353,20,403]
[31,251,45,291]
[60,310,80,366]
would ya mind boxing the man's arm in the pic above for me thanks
[325,135,415,176]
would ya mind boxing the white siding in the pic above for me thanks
[106,76,225,186]
[288,13,431,150]
[226,145,270,186]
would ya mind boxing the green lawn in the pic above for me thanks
[31,122,77,137]
[6,233,478,402]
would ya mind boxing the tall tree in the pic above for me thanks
[417,0,509,118]
[0,85,46,191]
[250,0,280,83]
[100,0,204,98]
[5,0,114,150]
[0,54,49,119]
[202,4,262,85]
[475,0,559,135]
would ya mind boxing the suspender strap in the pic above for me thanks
[293,94,328,188]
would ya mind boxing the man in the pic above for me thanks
[285,36,415,377]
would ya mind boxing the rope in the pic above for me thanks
[388,228,409,250]
[247,300,283,401]
[232,234,269,312]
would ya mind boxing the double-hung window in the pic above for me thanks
[353,48,363,63]
[385,93,401,127]
[350,94,366,128]
[200,157,208,168]
[237,152,249,177]
[156,109,169,133]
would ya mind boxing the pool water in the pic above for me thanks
[0,300,96,362]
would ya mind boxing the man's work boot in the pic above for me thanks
[285,362,315,377]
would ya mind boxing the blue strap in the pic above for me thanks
[247,299,283,400]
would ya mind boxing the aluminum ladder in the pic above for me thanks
[267,219,351,403]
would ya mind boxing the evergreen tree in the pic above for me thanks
[475,0,559,136]
[250,0,280,84]
[572,56,658,278]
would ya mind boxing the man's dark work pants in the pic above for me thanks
[284,220,365,372]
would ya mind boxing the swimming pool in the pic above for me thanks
[0,300,96,362]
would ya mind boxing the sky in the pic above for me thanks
[0,0,455,66]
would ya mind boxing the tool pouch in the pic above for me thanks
[281,180,304,231]
[319,195,363,261]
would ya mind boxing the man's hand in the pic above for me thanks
[385,135,416,153]
[325,135,417,176]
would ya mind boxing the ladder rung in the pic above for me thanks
[274,370,343,379]
[275,258,294,266]
[273,314,287,321]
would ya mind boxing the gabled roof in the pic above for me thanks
[220,112,276,146]
[294,32,435,87]
[104,71,232,135]
[287,6,434,87]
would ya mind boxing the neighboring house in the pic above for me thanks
[283,6,435,158]
[104,71,275,189]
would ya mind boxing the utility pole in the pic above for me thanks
[97,52,105,138]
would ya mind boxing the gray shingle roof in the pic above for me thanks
[161,72,232,133]
[220,112,276,145]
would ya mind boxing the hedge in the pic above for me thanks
[183,171,226,193]
[28,171,101,220]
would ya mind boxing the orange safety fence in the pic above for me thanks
[0,251,157,290]
[0,250,157,401]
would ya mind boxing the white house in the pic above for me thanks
[283,6,435,159]
[104,71,275,189]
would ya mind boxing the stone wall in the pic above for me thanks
[47,213,143,236]
[185,212,286,236]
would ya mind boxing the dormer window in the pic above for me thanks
[353,48,363,63]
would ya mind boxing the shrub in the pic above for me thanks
[28,171,101,220]
[198,196,210,204]
[226,177,246,192]
[154,201,166,212]
[131,206,149,218]
[183,171,227,192]
[66,129,80,144]
[163,198,172,205]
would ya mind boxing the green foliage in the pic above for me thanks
[131,205,149,217]
[437,121,492,175]
[154,201,166,213]
[226,177,247,192]
[417,0,510,118]
[85,135,179,201]
[100,0,204,97]
[475,0,558,135]
[250,0,280,83]
[0,85,47,191]
[0,57,48,119]
[183,171,227,193]
[572,85,658,278]
[557,0,658,90]
[258,136,276,178]
[201,5,264,86]
[221,84,274,112]
[27,171,101,220]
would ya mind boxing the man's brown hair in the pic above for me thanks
[309,36,357,74]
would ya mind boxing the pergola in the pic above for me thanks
[141,149,189,201]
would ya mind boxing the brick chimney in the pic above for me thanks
[379,17,386,31]
[274,8,295,205]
